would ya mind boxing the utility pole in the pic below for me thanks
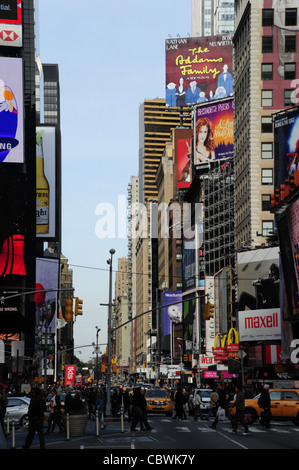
[106,248,115,416]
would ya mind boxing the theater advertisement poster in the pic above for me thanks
[0,0,22,47]
[194,98,234,168]
[0,57,23,163]
[274,107,299,189]
[165,35,233,108]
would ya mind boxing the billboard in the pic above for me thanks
[194,98,234,167]
[238,308,281,342]
[182,226,196,291]
[276,198,299,318]
[177,137,191,189]
[274,107,299,189]
[0,0,22,47]
[0,57,23,163]
[34,257,59,334]
[36,126,57,238]
[165,35,233,107]
[161,291,182,353]
[237,248,283,345]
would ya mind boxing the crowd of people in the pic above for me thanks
[0,380,272,447]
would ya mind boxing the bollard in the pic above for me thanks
[6,413,9,435]
[121,399,124,433]
[66,413,70,441]
[11,419,15,449]
[96,410,99,436]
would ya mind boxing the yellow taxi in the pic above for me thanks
[145,388,173,416]
[229,389,299,425]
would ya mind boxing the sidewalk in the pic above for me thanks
[5,416,132,450]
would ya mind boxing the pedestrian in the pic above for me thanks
[173,387,185,421]
[211,383,232,429]
[0,389,7,434]
[258,384,271,428]
[194,390,204,421]
[206,387,219,421]
[64,386,74,414]
[140,388,152,430]
[230,384,249,435]
[130,387,145,431]
[23,387,46,449]
[94,392,105,428]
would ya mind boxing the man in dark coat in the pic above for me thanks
[258,384,271,428]
[23,387,46,449]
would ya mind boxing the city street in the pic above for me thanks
[5,413,299,452]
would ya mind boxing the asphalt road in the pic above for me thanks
[4,413,299,456]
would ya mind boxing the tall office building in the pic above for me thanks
[192,0,235,37]
[233,0,299,250]
[138,99,192,204]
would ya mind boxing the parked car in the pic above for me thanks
[145,388,173,416]
[193,389,212,414]
[5,396,31,427]
[229,389,299,425]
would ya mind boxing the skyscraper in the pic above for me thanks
[139,99,192,204]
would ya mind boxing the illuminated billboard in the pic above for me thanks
[194,98,234,167]
[0,0,22,47]
[175,127,193,189]
[36,126,57,239]
[165,35,233,108]
[274,107,299,189]
[0,57,23,163]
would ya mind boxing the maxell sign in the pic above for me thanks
[238,309,281,342]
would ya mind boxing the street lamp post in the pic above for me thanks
[95,326,100,391]
[106,248,115,416]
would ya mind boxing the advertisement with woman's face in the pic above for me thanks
[194,98,234,168]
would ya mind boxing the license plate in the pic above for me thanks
[155,405,162,409]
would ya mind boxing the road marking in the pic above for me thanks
[175,427,191,432]
[216,431,249,449]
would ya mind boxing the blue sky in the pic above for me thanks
[37,0,192,362]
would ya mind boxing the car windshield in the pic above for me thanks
[200,390,211,398]
[146,390,169,398]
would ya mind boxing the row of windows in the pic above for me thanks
[262,62,296,80]
[262,35,296,53]
[261,89,295,107]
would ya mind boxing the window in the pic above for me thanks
[284,89,294,106]
[262,90,273,107]
[283,391,299,400]
[262,220,274,236]
[285,8,297,27]
[285,35,296,53]
[262,9,274,26]
[261,142,273,159]
[262,194,271,211]
[262,36,273,53]
[284,62,296,79]
[261,63,273,80]
[262,168,273,184]
[261,116,273,133]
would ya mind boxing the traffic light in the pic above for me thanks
[64,297,73,322]
[204,301,214,320]
[112,363,117,373]
[75,297,83,316]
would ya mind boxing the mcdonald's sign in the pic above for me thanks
[212,329,239,362]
